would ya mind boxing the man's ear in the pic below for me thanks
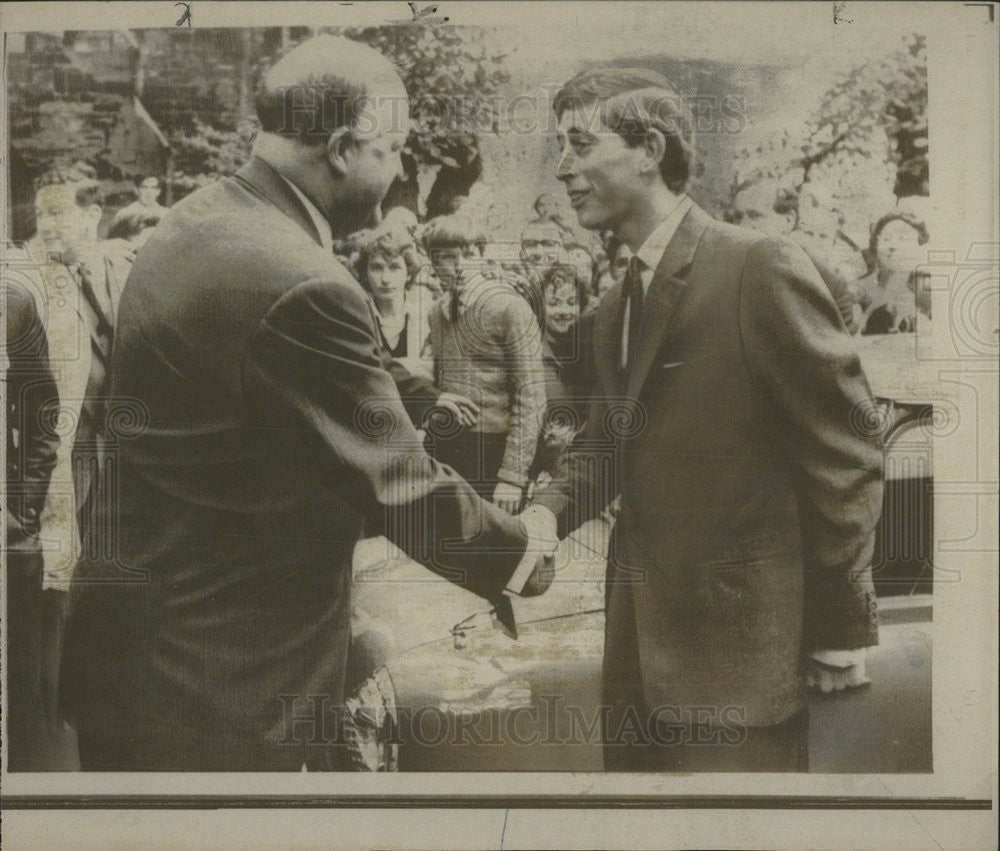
[85,205,103,228]
[640,128,667,176]
[326,126,354,177]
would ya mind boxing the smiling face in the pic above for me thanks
[545,279,581,336]
[34,184,101,264]
[366,251,409,301]
[555,105,645,235]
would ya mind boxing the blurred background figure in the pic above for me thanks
[728,178,798,235]
[423,215,546,513]
[856,211,931,335]
[354,223,435,382]
[109,176,168,239]
[564,240,597,296]
[727,176,864,333]
[516,218,566,323]
[4,279,61,770]
[528,192,576,242]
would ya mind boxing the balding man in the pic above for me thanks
[61,37,548,771]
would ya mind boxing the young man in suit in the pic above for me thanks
[526,68,884,771]
[61,36,550,771]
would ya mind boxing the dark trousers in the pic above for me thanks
[427,430,512,503]
[5,549,66,771]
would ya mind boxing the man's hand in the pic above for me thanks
[505,505,559,597]
[493,481,524,514]
[806,648,872,693]
[432,392,480,428]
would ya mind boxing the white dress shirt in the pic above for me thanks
[620,195,692,369]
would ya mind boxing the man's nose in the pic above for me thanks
[556,147,576,181]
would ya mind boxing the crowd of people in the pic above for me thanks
[3,34,927,772]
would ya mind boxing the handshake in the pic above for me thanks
[489,504,559,640]
[506,504,559,599]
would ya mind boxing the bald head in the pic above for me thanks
[255,36,408,146]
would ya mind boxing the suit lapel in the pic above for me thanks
[625,204,711,399]
[233,157,323,248]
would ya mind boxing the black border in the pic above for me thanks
[1,795,992,810]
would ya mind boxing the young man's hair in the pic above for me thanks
[421,214,486,256]
[553,68,696,193]
[35,162,102,208]
[353,224,420,289]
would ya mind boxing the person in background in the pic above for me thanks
[109,175,168,237]
[529,263,594,490]
[516,218,567,323]
[728,177,863,332]
[529,192,576,242]
[382,205,443,299]
[32,164,133,589]
[564,240,597,294]
[4,279,61,770]
[856,211,931,335]
[354,224,436,382]
[423,215,547,513]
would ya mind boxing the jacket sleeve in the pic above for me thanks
[530,325,617,538]
[242,276,528,602]
[4,285,61,540]
[739,236,883,651]
[496,292,547,487]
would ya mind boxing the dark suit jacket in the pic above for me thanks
[61,158,528,770]
[4,282,60,550]
[535,203,883,728]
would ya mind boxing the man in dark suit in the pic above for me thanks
[4,280,61,769]
[527,68,884,771]
[61,36,547,771]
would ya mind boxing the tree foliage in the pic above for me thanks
[338,24,510,169]
[728,32,927,223]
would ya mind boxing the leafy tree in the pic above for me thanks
[727,33,927,229]
[167,118,253,198]
[337,24,510,218]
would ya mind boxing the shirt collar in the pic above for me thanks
[281,176,333,253]
[633,195,693,289]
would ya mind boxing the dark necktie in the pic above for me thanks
[621,255,645,376]
[75,262,114,372]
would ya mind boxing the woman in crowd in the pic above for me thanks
[422,215,546,513]
[856,211,931,335]
[354,223,436,381]
[529,263,594,491]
